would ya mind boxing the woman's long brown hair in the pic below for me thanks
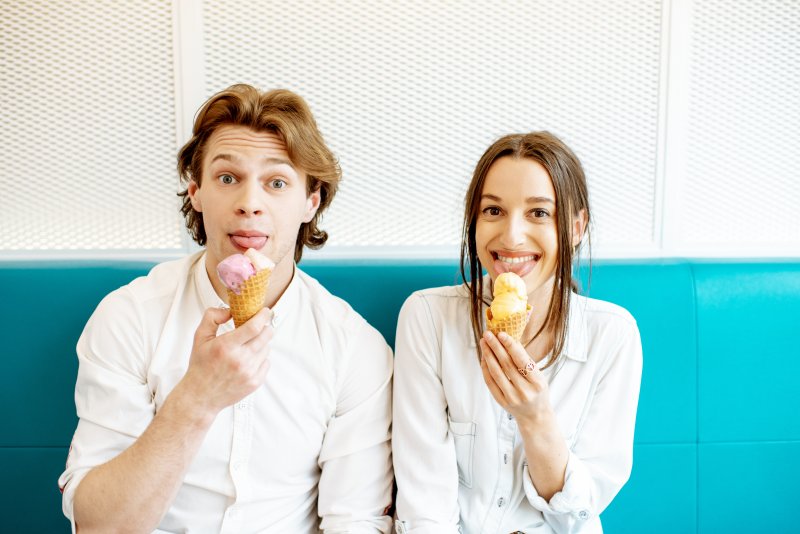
[459,132,591,369]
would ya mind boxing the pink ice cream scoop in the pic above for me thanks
[216,254,256,294]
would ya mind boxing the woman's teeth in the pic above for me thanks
[498,255,535,264]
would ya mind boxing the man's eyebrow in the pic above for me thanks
[209,153,294,167]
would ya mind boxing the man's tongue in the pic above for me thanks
[231,235,267,250]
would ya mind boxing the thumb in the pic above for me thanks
[196,307,232,341]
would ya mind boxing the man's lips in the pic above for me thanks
[230,232,267,250]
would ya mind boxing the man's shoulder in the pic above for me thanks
[97,253,199,315]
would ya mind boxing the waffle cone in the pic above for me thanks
[227,269,271,328]
[485,305,531,342]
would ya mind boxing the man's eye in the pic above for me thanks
[271,178,286,189]
[482,207,501,216]
[219,174,236,185]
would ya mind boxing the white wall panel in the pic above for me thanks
[1,0,797,259]
[200,0,663,252]
[0,0,182,252]
[680,0,800,252]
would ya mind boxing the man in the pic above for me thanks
[59,84,394,533]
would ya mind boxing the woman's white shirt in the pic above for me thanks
[392,283,642,534]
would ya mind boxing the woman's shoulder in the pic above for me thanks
[397,283,471,328]
[571,293,638,334]
[402,283,470,311]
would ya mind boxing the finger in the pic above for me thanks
[479,339,519,402]
[496,331,532,371]
[245,323,274,354]
[229,307,272,343]
[483,331,528,390]
[479,352,507,405]
[196,307,233,341]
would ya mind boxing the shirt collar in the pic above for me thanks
[192,250,300,329]
[193,251,224,310]
[562,295,589,362]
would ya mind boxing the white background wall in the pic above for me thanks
[1,0,798,260]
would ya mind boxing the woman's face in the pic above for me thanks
[475,156,559,299]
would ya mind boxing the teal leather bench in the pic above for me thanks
[2,259,798,533]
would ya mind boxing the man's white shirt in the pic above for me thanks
[392,282,642,534]
[59,251,393,533]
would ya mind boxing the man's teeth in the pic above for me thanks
[498,255,535,264]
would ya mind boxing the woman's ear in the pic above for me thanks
[572,209,588,247]
[187,181,202,212]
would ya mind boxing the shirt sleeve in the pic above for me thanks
[317,315,394,534]
[522,317,643,533]
[57,288,155,530]
[392,293,461,534]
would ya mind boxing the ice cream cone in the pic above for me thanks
[486,305,532,342]
[227,268,270,327]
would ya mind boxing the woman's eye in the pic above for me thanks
[482,207,501,216]
[219,174,236,185]
[532,208,550,218]
[271,178,287,189]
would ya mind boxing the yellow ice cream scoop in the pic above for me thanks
[490,272,528,320]
[486,272,531,342]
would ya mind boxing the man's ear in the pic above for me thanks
[303,187,321,223]
[572,208,588,247]
[187,181,202,212]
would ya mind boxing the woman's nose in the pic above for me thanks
[500,214,526,247]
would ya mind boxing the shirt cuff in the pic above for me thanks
[522,450,593,522]
[59,468,90,534]
[394,519,460,534]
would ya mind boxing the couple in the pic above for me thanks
[59,84,641,534]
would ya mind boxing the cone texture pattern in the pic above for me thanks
[486,305,531,342]
[228,269,270,327]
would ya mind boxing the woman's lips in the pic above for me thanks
[492,252,539,277]
[230,235,267,250]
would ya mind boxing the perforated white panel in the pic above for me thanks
[0,0,183,251]
[681,0,800,248]
[201,0,663,251]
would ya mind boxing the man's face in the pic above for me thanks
[188,125,320,291]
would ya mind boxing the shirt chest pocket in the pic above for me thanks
[447,419,476,488]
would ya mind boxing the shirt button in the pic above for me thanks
[507,413,514,420]
[497,497,505,507]
[237,401,247,409]
[503,453,508,464]
[578,510,589,520]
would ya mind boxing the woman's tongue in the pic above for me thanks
[231,234,267,250]
[495,256,535,276]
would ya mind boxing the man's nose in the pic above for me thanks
[235,181,264,216]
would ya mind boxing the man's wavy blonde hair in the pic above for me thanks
[177,84,341,262]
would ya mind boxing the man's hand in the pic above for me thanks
[179,306,274,417]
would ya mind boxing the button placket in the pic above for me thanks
[485,413,516,531]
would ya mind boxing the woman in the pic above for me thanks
[393,132,642,533]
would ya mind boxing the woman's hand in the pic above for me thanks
[480,330,568,500]
[479,330,553,426]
